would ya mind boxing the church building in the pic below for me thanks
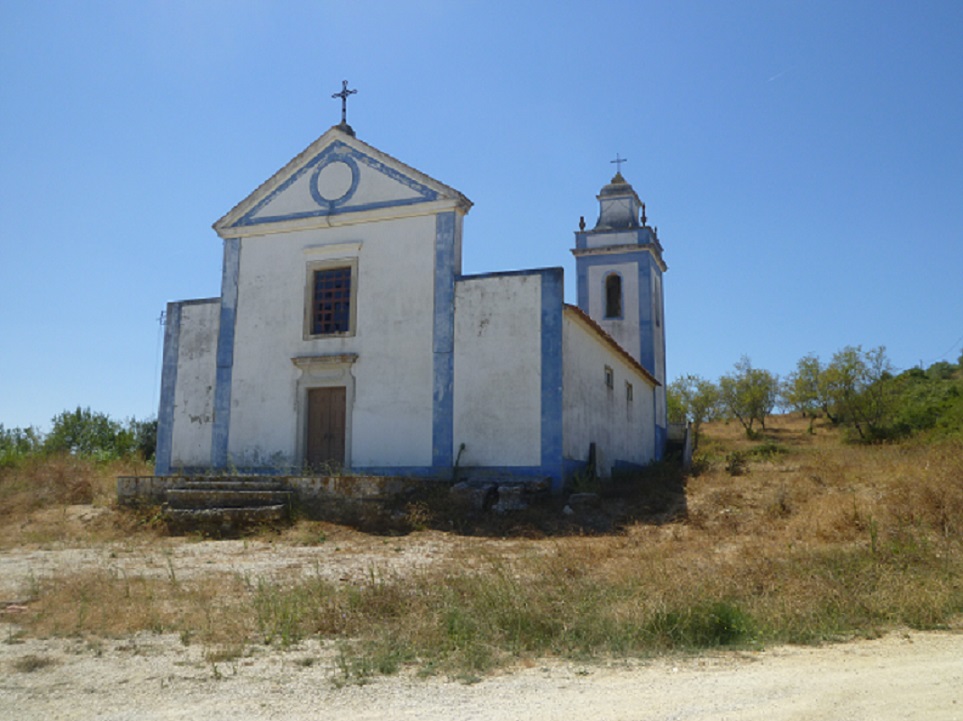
[155,109,667,493]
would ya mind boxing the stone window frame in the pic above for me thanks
[291,354,357,468]
[303,257,359,339]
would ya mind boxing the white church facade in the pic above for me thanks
[154,121,667,493]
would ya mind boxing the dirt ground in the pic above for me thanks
[2,527,961,721]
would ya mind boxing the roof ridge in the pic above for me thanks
[563,304,660,386]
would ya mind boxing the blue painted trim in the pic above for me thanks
[458,266,561,282]
[563,458,590,479]
[613,459,649,472]
[233,141,441,227]
[583,226,658,245]
[222,466,451,480]
[540,267,565,492]
[636,263,655,374]
[165,465,557,483]
[154,302,181,475]
[354,466,450,478]
[226,465,535,480]
[432,212,456,468]
[308,155,360,210]
[655,425,667,461]
[576,258,589,312]
[365,466,552,479]
[211,238,240,468]
[655,273,668,459]
[454,466,549,479]
[349,465,556,482]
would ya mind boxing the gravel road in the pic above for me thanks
[2,628,960,720]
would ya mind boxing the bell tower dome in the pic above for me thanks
[572,168,668,455]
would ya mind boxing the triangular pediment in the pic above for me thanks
[214,126,470,236]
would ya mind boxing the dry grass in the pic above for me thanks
[0,454,156,548]
[4,416,962,680]
[10,653,58,673]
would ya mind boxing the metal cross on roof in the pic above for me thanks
[610,153,628,173]
[331,80,357,125]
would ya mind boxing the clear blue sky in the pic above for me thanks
[2,1,962,431]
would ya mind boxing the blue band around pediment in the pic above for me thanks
[232,141,441,228]
[309,155,360,210]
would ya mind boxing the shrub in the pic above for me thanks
[0,424,43,468]
[2,409,157,464]
[725,451,749,476]
[44,407,136,459]
[750,441,788,459]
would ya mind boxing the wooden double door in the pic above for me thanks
[305,387,346,470]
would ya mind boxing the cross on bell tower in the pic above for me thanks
[610,153,628,177]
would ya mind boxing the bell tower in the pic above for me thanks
[572,168,668,455]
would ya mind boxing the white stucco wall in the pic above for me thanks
[171,300,219,468]
[562,309,656,475]
[226,212,448,469]
[453,273,543,468]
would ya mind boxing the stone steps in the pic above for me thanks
[162,479,293,536]
[166,488,291,510]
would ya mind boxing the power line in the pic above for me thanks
[923,332,963,366]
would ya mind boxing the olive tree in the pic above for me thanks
[718,356,780,436]
[822,345,895,440]
[782,353,841,429]
[667,374,719,449]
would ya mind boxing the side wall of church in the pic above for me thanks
[158,298,219,472]
[452,272,544,470]
[224,214,440,469]
[561,311,656,476]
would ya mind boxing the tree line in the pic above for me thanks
[0,408,156,467]
[669,346,963,448]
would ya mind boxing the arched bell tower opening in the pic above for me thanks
[572,169,668,456]
[604,273,623,319]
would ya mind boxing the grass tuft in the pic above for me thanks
[12,654,58,673]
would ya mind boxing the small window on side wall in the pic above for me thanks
[605,365,614,389]
[605,274,622,319]
[626,382,634,402]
